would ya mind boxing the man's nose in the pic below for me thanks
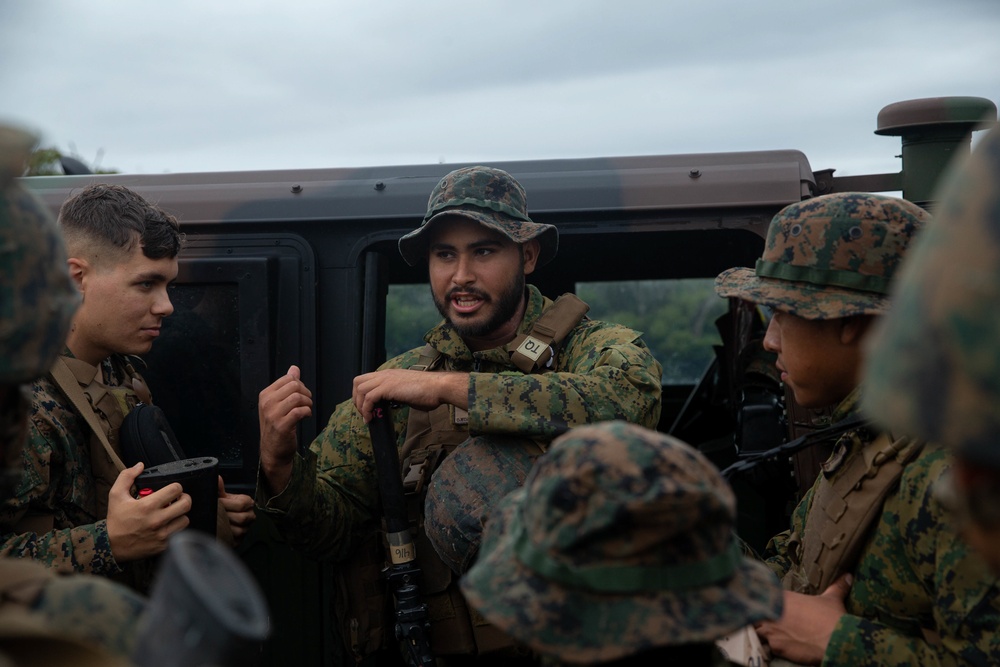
[452,254,475,286]
[762,317,780,353]
[152,288,174,317]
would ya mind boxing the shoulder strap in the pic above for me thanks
[507,293,590,373]
[48,358,126,476]
[783,431,924,594]
[408,344,443,373]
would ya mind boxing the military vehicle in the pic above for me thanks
[21,96,997,666]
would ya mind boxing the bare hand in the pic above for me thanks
[218,476,255,545]
[352,369,468,423]
[106,462,192,563]
[755,574,852,665]
[258,365,313,493]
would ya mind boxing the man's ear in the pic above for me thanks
[839,314,876,346]
[521,239,541,275]
[66,257,89,292]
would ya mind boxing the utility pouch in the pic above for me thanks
[120,403,187,468]
[334,528,391,663]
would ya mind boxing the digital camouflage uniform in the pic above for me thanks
[0,356,143,579]
[460,421,782,666]
[763,425,1000,666]
[0,125,139,665]
[717,193,999,665]
[256,283,662,562]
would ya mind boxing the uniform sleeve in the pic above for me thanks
[0,415,121,577]
[467,322,662,435]
[822,452,1000,666]
[256,396,404,563]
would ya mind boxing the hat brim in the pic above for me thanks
[398,208,558,267]
[459,490,783,664]
[714,267,891,320]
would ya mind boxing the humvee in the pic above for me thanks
[21,96,997,666]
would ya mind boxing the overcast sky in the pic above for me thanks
[2,1,997,178]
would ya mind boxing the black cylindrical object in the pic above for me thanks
[134,531,270,667]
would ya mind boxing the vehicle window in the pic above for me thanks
[386,283,440,359]
[576,279,726,385]
[386,279,725,385]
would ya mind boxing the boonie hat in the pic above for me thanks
[864,126,1000,468]
[715,192,928,319]
[398,165,558,267]
[459,421,782,664]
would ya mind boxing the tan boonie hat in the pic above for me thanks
[864,126,1000,468]
[715,192,929,319]
[397,165,558,267]
[459,421,782,664]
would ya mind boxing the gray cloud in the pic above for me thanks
[2,0,997,176]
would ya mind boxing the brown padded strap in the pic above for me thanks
[784,431,923,594]
[507,293,589,373]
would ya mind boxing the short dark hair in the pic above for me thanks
[58,183,182,263]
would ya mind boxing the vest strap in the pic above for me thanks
[507,293,590,373]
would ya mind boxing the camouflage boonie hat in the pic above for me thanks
[397,166,558,267]
[459,421,782,664]
[864,126,1000,468]
[0,126,79,384]
[715,192,929,319]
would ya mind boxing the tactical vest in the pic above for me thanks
[781,427,924,595]
[337,293,589,663]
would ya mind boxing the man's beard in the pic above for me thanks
[434,272,526,340]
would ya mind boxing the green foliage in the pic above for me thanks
[385,284,441,358]
[25,148,63,176]
[385,279,725,384]
[25,146,119,176]
[576,279,726,384]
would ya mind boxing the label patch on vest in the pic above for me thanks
[515,335,547,363]
[453,406,469,425]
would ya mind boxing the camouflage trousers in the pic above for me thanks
[423,435,546,574]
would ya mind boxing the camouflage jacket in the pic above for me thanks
[765,393,1000,666]
[0,354,136,578]
[257,285,663,562]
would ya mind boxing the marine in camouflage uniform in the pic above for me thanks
[0,180,255,593]
[716,192,1000,665]
[460,420,782,666]
[0,183,188,591]
[865,125,1000,579]
[256,166,662,660]
[0,125,140,665]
